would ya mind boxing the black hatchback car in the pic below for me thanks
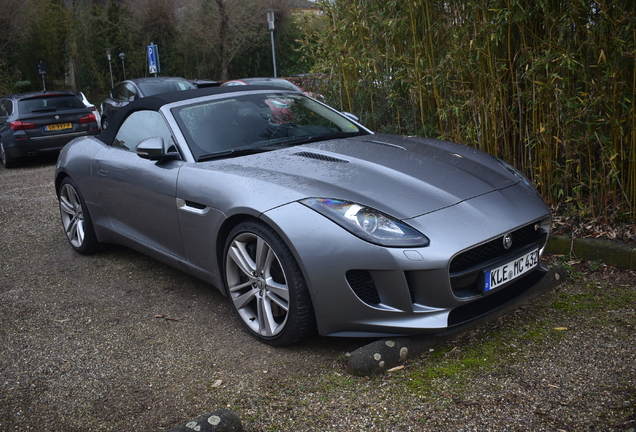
[0,90,98,168]
[100,77,196,130]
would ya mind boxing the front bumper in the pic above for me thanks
[262,182,551,337]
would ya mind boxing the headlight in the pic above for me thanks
[301,198,429,247]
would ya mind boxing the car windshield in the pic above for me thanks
[172,92,367,161]
[18,95,85,113]
[138,80,196,96]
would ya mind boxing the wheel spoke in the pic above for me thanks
[228,240,256,278]
[66,217,78,238]
[265,279,289,302]
[227,279,253,294]
[260,297,279,336]
[233,287,258,310]
[59,195,75,215]
[265,288,289,311]
[254,236,270,273]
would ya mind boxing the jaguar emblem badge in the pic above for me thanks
[503,233,513,250]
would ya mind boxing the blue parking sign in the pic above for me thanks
[147,44,160,74]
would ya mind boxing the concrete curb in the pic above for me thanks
[546,235,636,270]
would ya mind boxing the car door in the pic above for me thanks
[92,110,186,259]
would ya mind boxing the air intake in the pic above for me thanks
[293,152,349,163]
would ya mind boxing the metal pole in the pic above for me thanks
[106,48,114,89]
[270,30,277,78]
[267,10,277,78]
[119,53,126,80]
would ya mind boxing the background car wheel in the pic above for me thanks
[0,142,15,168]
[101,117,108,131]
[224,220,316,346]
[58,177,103,254]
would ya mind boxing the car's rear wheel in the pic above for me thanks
[101,116,109,131]
[0,141,15,168]
[58,177,102,254]
[223,220,315,346]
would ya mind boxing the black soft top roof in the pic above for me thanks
[98,85,291,146]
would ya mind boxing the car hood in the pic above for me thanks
[187,134,520,220]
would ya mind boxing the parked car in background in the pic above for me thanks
[222,77,323,100]
[55,86,552,346]
[100,77,196,130]
[76,91,101,129]
[189,79,220,88]
[222,77,305,93]
[0,90,98,168]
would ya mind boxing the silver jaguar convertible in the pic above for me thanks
[55,86,551,345]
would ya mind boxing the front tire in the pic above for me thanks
[223,220,315,346]
[58,177,103,254]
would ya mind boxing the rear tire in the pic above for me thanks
[58,177,103,254]
[223,220,316,346]
[0,141,16,168]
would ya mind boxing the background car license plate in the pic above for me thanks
[484,248,539,292]
[45,123,72,131]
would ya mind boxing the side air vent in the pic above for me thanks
[293,152,349,163]
[346,270,381,305]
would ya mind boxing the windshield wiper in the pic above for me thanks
[274,132,365,147]
[196,132,366,162]
[197,146,272,162]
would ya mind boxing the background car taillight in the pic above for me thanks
[79,113,96,124]
[10,121,36,131]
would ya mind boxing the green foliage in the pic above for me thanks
[0,0,311,99]
[306,0,636,223]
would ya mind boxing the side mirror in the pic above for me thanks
[136,136,179,161]
[341,111,359,123]
[129,95,136,102]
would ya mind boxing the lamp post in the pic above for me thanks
[119,52,126,80]
[266,9,277,78]
[105,48,114,89]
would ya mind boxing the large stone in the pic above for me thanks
[168,409,244,432]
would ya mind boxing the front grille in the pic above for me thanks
[346,270,381,305]
[449,221,548,298]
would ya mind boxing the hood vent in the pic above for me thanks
[363,140,407,150]
[293,151,349,163]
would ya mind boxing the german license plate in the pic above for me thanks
[484,248,539,292]
[45,123,72,131]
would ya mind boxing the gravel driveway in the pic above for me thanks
[1,157,634,431]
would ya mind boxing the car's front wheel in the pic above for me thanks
[223,220,315,346]
[58,177,103,254]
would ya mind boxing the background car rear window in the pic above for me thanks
[113,110,175,152]
[19,96,85,113]
[0,99,12,117]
